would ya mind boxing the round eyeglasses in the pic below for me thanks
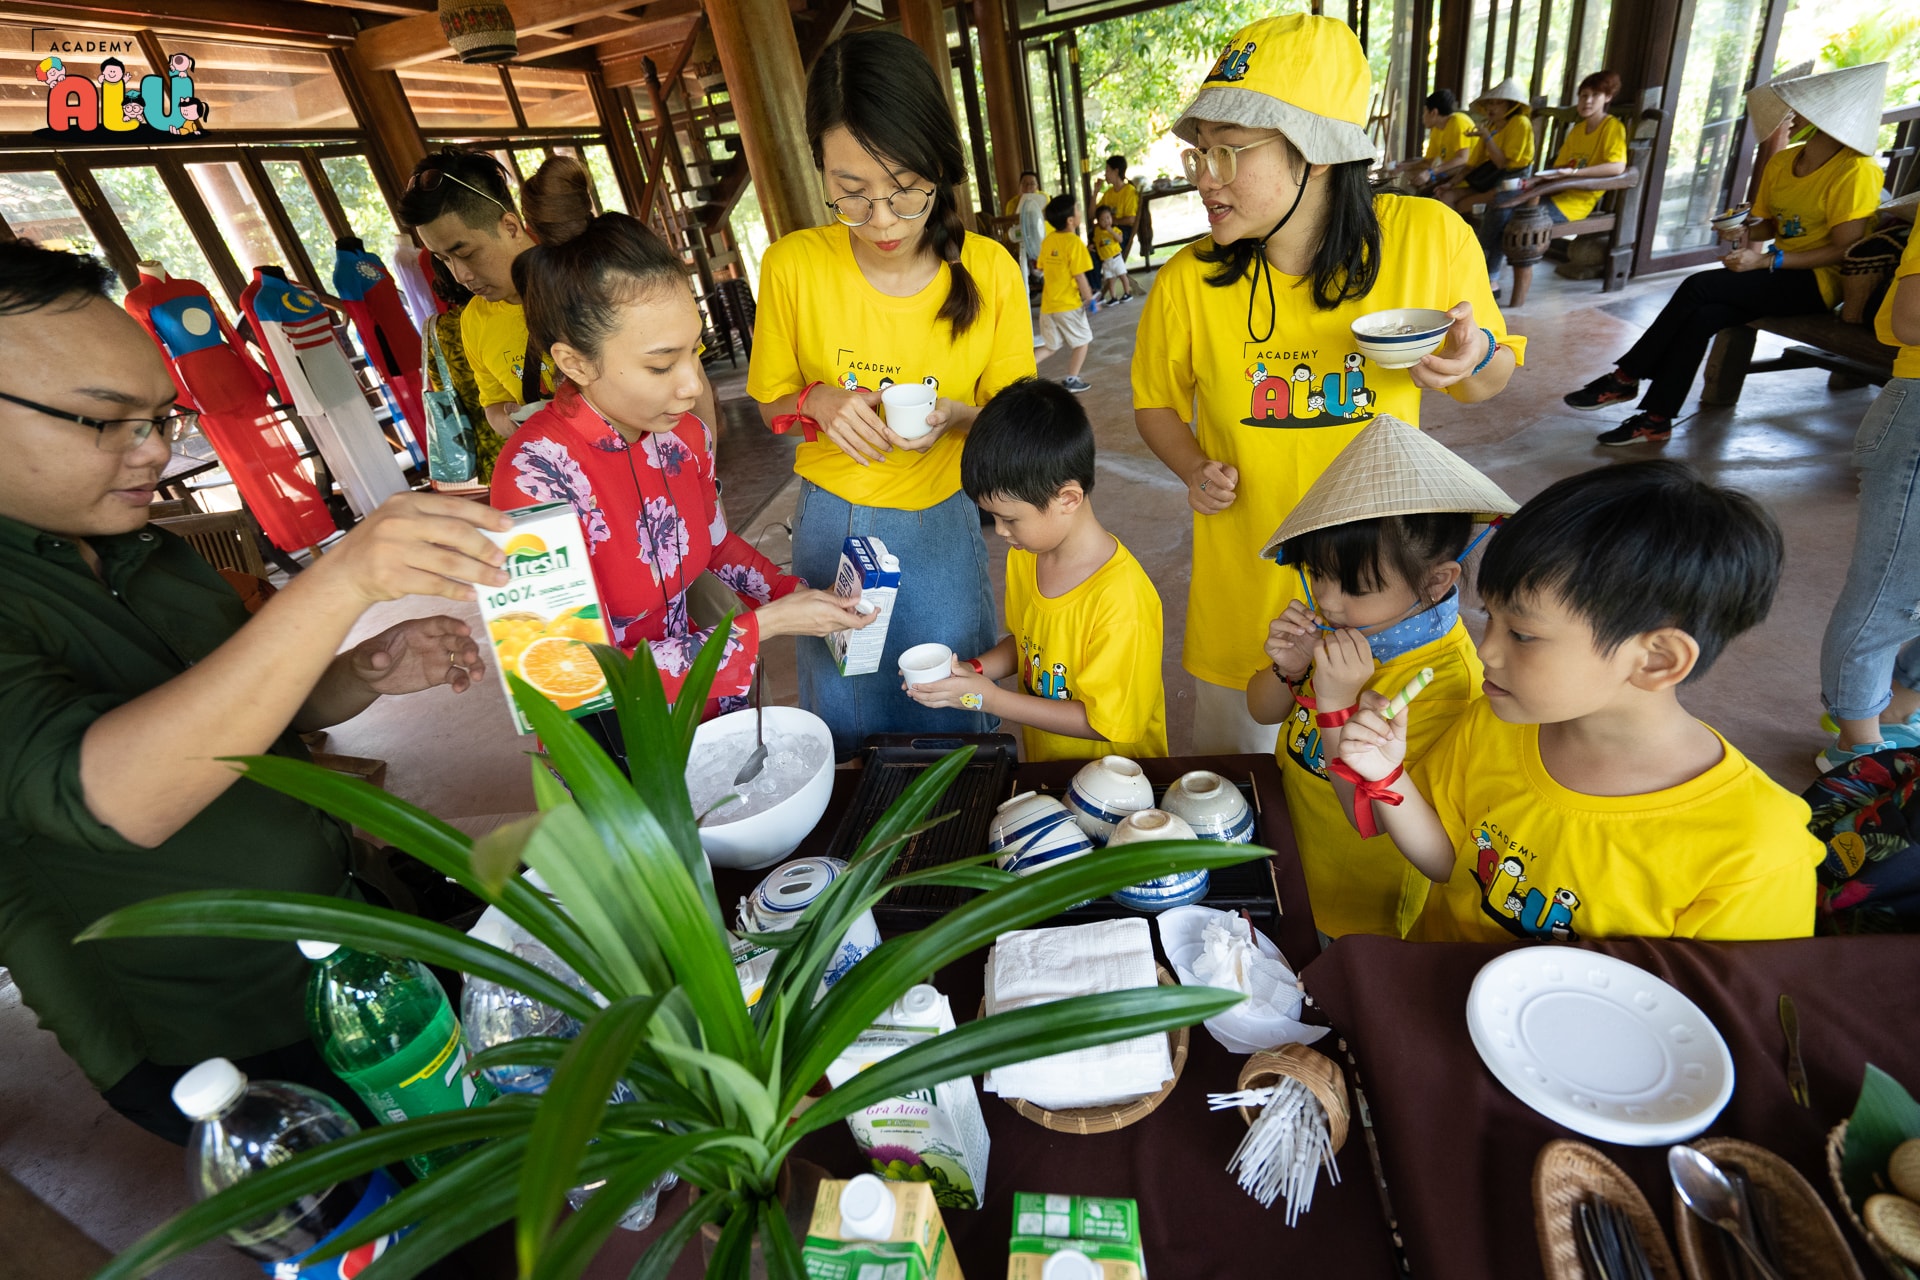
[1179,134,1284,186]
[0,389,199,452]
[825,187,936,227]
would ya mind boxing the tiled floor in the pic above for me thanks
[0,254,1880,1267]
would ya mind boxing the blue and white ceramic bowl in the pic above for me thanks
[989,791,1095,877]
[1064,755,1155,845]
[1350,308,1453,369]
[1161,770,1256,843]
[1107,809,1210,911]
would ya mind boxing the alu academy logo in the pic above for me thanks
[26,34,211,141]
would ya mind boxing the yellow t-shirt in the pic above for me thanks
[1409,698,1821,943]
[1097,182,1139,221]
[1753,145,1884,307]
[1005,540,1168,762]
[746,225,1036,511]
[1279,616,1481,939]
[1130,194,1527,689]
[1875,225,1920,379]
[460,295,554,408]
[1038,228,1094,314]
[1424,111,1476,162]
[1548,115,1629,222]
[1094,226,1123,261]
[1469,111,1535,171]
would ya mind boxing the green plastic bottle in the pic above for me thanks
[299,940,494,1178]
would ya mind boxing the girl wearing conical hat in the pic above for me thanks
[1563,62,1889,445]
[1246,415,1517,938]
[1433,77,1536,215]
[1133,14,1525,756]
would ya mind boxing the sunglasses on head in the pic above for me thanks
[407,161,511,214]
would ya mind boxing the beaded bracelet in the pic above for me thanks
[1471,327,1499,376]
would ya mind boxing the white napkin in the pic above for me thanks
[1156,907,1326,1054]
[982,918,1174,1110]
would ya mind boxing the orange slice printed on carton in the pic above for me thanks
[517,635,608,709]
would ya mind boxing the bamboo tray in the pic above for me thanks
[1673,1137,1861,1280]
[1534,1139,1684,1280]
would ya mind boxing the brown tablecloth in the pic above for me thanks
[1302,933,1920,1280]
[582,754,1400,1278]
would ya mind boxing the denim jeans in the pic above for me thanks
[792,480,997,757]
[1821,379,1920,722]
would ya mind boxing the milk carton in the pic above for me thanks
[476,502,615,734]
[827,535,899,676]
[1007,1193,1145,1280]
[802,1176,964,1280]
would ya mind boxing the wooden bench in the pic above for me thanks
[1701,313,1898,406]
[1491,109,1661,306]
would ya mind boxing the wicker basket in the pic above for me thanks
[1233,1043,1350,1156]
[1533,1139,1684,1280]
[988,967,1189,1135]
[1671,1137,1862,1280]
[1828,1120,1920,1279]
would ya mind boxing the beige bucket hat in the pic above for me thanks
[1747,62,1889,156]
[1261,414,1519,561]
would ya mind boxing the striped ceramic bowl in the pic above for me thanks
[1064,755,1155,845]
[989,791,1095,877]
[1107,809,1211,911]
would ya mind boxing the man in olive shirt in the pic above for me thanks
[0,240,513,1142]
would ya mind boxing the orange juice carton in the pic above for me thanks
[1006,1193,1144,1279]
[803,1176,964,1280]
[478,502,614,734]
[827,535,900,676]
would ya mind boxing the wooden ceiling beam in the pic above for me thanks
[5,0,358,46]
[356,0,688,70]
[513,15,642,58]
[323,0,433,16]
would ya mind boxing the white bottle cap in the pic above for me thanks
[172,1058,247,1119]
[880,555,900,572]
[838,1174,896,1241]
[896,984,939,1024]
[856,600,877,615]
[1043,1249,1104,1280]
[296,939,340,960]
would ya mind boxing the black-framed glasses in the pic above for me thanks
[406,164,511,214]
[0,389,198,452]
[825,187,936,227]
[1180,134,1284,185]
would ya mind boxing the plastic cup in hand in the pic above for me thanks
[881,383,938,440]
[899,642,955,686]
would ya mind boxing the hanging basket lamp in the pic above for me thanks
[438,0,518,64]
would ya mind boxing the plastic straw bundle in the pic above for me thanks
[1209,1082,1341,1224]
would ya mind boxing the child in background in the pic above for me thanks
[1036,195,1096,393]
[1245,415,1517,938]
[1336,461,1822,942]
[905,378,1167,761]
[1093,206,1137,304]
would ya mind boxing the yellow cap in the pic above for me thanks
[1173,15,1379,165]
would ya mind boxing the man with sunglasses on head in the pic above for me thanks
[0,239,515,1143]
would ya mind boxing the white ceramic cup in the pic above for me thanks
[880,383,938,440]
[898,642,955,685]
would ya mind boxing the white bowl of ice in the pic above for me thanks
[1350,307,1454,369]
[684,706,836,870]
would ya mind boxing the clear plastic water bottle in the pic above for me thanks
[300,940,494,1179]
[172,1057,407,1278]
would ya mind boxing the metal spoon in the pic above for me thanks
[1668,1146,1785,1280]
[733,660,768,787]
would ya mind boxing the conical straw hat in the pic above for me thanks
[1261,414,1519,561]
[1746,61,1813,139]
[1746,62,1888,156]
[1474,78,1531,110]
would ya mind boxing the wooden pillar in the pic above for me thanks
[972,0,1028,215]
[1433,0,1471,102]
[588,69,648,213]
[330,47,428,219]
[706,0,821,240]
[899,0,960,122]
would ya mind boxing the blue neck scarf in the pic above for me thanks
[1363,589,1461,665]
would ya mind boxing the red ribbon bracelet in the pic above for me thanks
[1314,705,1358,729]
[771,380,823,442]
[1328,759,1405,839]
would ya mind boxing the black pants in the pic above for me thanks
[1478,200,1567,275]
[103,1039,378,1146]
[1618,267,1829,417]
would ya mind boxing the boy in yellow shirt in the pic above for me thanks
[1035,195,1096,393]
[905,378,1167,760]
[1336,461,1821,942]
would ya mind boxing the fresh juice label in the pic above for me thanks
[478,503,615,734]
[1007,1193,1144,1279]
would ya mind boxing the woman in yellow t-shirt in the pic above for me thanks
[1435,78,1534,213]
[1133,13,1523,754]
[1478,70,1628,281]
[1562,62,1887,445]
[748,31,1036,756]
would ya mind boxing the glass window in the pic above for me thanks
[263,159,338,275]
[0,170,122,299]
[1651,0,1769,255]
[188,161,290,275]
[510,67,597,127]
[1026,47,1063,197]
[397,63,516,130]
[319,154,399,246]
[163,37,352,130]
[581,144,627,212]
[93,165,224,298]
[1577,0,1613,95]
[1508,0,1542,95]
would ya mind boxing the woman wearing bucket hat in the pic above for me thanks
[1434,77,1536,214]
[1133,13,1524,755]
[748,31,1035,757]
[1562,61,1888,446]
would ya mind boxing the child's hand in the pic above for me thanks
[1311,628,1376,712]
[1264,602,1320,681]
[902,659,994,711]
[1336,692,1409,780]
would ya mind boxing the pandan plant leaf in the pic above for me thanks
[626,1189,732,1280]
[303,1132,531,1263]
[757,1192,809,1280]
